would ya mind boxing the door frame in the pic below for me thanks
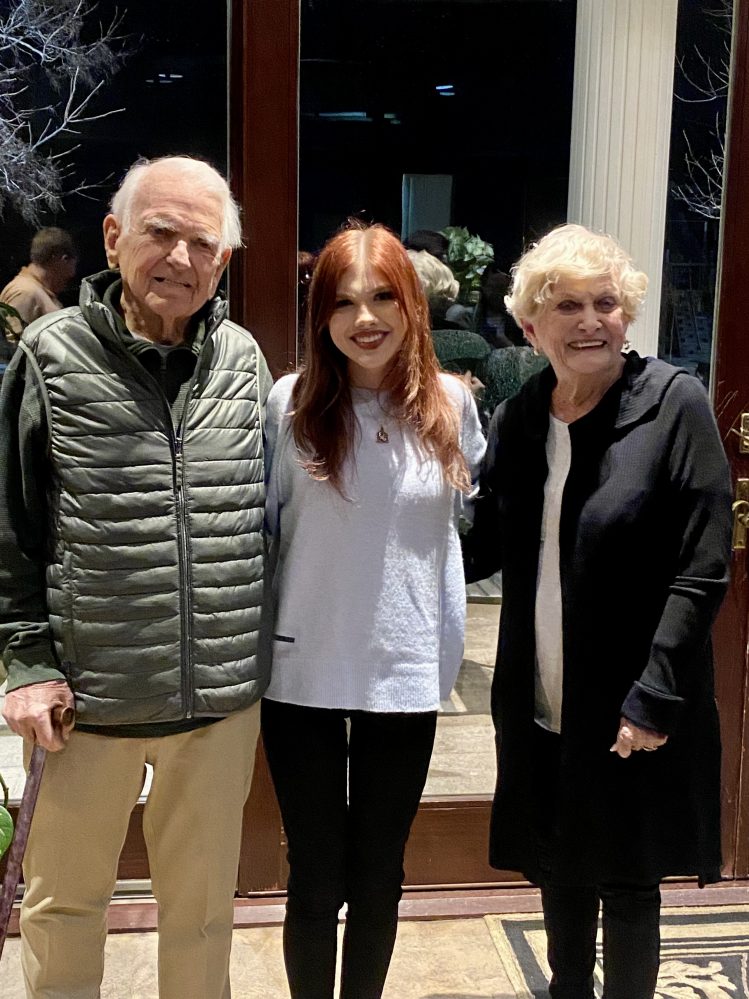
[710,0,749,880]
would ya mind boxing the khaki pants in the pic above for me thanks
[20,702,261,999]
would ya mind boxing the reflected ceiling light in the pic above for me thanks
[435,84,453,91]
[319,111,373,122]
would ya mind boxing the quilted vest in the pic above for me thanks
[21,298,267,725]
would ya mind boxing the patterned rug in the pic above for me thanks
[485,905,749,998]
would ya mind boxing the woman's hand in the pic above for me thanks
[460,369,485,395]
[609,717,668,758]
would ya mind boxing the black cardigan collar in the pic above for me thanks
[517,351,686,440]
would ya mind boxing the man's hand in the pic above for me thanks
[610,717,668,759]
[2,680,75,752]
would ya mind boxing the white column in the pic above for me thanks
[568,0,679,355]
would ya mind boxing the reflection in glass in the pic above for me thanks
[659,0,733,388]
[0,0,229,309]
[298,0,577,798]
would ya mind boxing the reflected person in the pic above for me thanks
[0,227,78,343]
[0,156,272,998]
[260,221,485,999]
[464,224,732,999]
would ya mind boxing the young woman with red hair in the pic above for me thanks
[260,221,485,999]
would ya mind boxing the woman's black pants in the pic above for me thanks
[540,881,661,999]
[532,725,662,998]
[260,698,438,999]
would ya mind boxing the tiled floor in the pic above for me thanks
[2,918,521,998]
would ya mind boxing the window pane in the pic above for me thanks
[298,0,577,797]
[659,0,733,389]
[0,0,229,308]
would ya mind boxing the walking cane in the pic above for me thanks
[0,704,75,959]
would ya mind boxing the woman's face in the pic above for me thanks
[327,260,407,389]
[522,276,629,385]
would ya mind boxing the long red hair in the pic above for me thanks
[291,220,470,494]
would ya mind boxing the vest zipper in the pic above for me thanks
[108,331,210,721]
[171,431,194,719]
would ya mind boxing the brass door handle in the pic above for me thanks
[733,479,749,550]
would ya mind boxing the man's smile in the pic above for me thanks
[153,276,191,289]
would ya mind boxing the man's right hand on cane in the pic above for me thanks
[3,680,75,751]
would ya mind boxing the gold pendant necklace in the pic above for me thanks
[376,425,389,443]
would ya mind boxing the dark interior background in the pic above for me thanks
[298,0,577,271]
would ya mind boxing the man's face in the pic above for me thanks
[103,167,231,333]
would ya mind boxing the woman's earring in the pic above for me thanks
[623,339,631,352]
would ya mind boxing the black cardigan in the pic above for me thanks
[465,352,732,885]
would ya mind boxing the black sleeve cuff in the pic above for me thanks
[621,681,685,737]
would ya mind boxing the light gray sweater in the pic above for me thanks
[262,373,486,712]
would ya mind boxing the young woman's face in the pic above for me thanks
[327,260,407,389]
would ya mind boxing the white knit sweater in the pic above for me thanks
[262,373,485,712]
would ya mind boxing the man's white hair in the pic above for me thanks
[110,156,243,251]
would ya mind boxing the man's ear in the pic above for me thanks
[102,215,121,268]
[212,247,232,289]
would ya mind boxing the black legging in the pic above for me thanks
[533,725,661,999]
[540,881,661,999]
[261,698,437,999]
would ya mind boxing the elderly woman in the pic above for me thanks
[465,224,732,999]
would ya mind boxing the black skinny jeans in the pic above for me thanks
[533,725,662,999]
[261,698,438,999]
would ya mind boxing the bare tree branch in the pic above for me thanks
[672,122,726,219]
[0,0,130,223]
[671,1,732,219]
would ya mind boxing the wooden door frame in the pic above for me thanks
[227,0,299,378]
[711,0,749,880]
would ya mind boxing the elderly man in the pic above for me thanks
[0,156,272,998]
[0,227,78,343]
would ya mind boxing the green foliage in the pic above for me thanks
[441,226,495,304]
[0,771,13,860]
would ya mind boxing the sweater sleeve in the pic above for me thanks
[256,345,274,411]
[263,375,297,537]
[457,378,487,521]
[461,401,506,583]
[0,348,65,689]
[621,375,732,735]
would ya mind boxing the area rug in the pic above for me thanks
[485,905,749,998]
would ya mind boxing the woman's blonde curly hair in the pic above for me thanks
[505,223,648,327]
